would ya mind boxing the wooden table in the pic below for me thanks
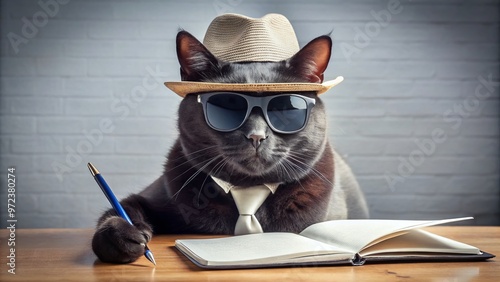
[0,227,498,281]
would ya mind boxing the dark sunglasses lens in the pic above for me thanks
[267,96,309,132]
[206,94,248,130]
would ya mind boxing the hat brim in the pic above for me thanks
[164,76,344,98]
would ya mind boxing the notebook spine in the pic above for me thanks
[350,253,366,266]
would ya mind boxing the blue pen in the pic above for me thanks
[87,162,156,266]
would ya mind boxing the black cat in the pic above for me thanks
[91,30,369,264]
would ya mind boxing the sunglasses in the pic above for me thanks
[197,92,316,134]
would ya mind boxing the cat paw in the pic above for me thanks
[92,216,153,264]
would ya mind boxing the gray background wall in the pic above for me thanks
[0,0,498,228]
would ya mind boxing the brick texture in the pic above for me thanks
[0,0,498,228]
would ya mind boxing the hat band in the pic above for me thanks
[164,76,344,98]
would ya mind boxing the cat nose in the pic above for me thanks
[246,132,267,149]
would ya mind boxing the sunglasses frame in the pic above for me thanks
[197,92,316,134]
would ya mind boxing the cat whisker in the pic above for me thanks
[166,146,219,173]
[288,150,314,159]
[213,158,231,179]
[275,161,288,180]
[180,157,221,190]
[196,158,229,204]
[170,156,221,200]
[280,159,308,192]
[280,161,297,179]
[285,158,308,177]
[287,154,333,186]
[289,156,326,181]
[168,156,213,184]
[169,145,219,161]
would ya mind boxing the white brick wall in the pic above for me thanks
[0,0,498,228]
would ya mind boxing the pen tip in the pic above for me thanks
[145,250,157,266]
[87,162,99,176]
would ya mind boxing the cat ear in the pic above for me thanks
[176,30,220,81]
[287,35,332,83]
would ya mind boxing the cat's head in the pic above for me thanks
[175,31,332,186]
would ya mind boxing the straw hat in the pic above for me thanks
[165,13,343,97]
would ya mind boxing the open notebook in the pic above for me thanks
[175,217,494,269]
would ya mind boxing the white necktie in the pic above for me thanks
[211,177,279,235]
